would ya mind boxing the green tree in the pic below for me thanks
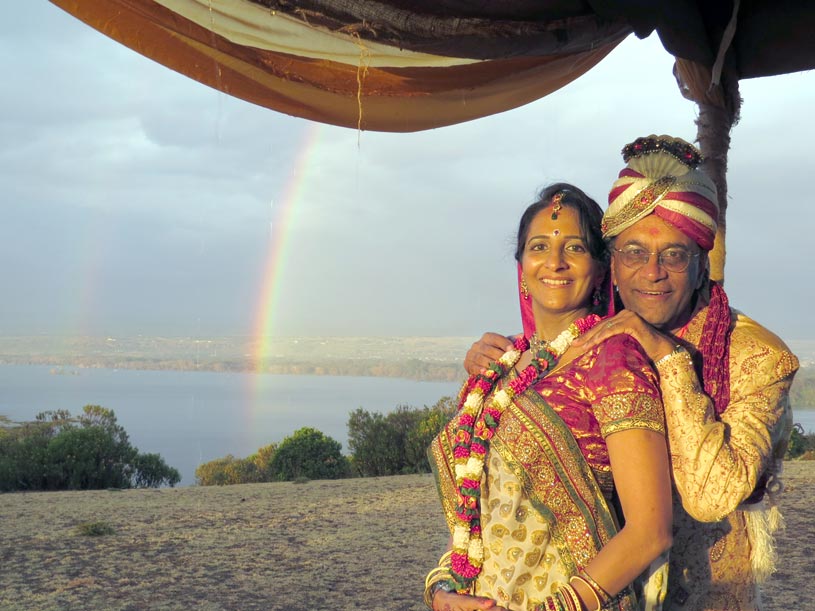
[269,427,349,481]
[0,406,179,491]
[134,453,181,488]
[347,397,457,477]
[347,408,393,476]
[46,426,136,489]
[407,396,457,472]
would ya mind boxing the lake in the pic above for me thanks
[0,365,461,486]
[1,364,812,487]
[792,407,815,434]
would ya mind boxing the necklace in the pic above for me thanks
[529,334,549,355]
[448,314,601,591]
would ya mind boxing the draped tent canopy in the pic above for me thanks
[49,0,815,279]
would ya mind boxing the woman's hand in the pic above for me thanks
[463,333,515,375]
[571,310,676,362]
[432,590,505,611]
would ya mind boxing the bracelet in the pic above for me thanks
[423,551,456,609]
[654,344,686,367]
[560,583,584,611]
[570,576,601,611]
[578,570,614,608]
[536,584,582,611]
[423,570,450,609]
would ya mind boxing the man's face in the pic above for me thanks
[610,215,707,332]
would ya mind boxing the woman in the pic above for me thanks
[425,184,672,611]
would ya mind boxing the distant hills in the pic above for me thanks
[0,334,811,388]
[0,335,476,382]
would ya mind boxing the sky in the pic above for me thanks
[1,4,813,343]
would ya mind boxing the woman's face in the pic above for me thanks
[521,206,603,324]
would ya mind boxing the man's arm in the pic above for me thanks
[656,343,797,522]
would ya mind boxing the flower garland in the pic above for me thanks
[449,314,601,591]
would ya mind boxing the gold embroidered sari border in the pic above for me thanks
[497,390,620,571]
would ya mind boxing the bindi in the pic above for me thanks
[553,229,560,236]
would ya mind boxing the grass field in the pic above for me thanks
[1,463,812,610]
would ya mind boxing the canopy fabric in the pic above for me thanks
[49,1,815,133]
[48,0,632,132]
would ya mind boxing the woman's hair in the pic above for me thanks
[514,182,607,264]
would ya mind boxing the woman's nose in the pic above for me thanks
[544,248,566,270]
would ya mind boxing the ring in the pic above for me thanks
[606,322,615,329]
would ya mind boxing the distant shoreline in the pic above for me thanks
[0,356,465,383]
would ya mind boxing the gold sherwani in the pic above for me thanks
[656,307,798,611]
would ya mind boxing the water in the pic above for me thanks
[793,408,815,434]
[0,365,460,486]
[2,363,809,487]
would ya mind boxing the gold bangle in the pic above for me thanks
[423,565,453,609]
[579,570,613,607]
[570,576,600,611]
[561,583,583,611]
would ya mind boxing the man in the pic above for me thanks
[465,135,798,611]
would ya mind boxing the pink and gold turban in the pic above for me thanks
[601,135,719,251]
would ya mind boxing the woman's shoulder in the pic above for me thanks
[572,333,658,390]
[590,333,650,365]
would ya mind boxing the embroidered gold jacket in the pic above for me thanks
[655,307,798,611]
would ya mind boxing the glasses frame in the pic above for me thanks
[612,246,700,273]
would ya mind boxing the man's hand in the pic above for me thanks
[463,333,515,375]
[432,590,506,611]
[571,310,676,362]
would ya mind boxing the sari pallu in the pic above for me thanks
[430,383,638,611]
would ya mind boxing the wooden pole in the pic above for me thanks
[673,59,741,283]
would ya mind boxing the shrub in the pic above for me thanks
[133,453,181,488]
[75,520,116,537]
[0,406,179,491]
[195,443,278,486]
[787,423,815,459]
[347,396,456,477]
[195,455,260,486]
[269,427,349,481]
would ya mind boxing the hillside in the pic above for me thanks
[1,464,813,610]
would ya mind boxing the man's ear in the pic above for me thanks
[609,257,618,289]
[696,253,710,291]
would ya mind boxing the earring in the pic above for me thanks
[592,287,601,307]
[521,277,529,299]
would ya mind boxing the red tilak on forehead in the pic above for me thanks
[647,226,661,236]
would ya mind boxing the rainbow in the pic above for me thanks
[64,212,114,337]
[251,122,323,372]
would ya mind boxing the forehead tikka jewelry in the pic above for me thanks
[550,191,564,220]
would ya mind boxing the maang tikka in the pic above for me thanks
[550,191,564,220]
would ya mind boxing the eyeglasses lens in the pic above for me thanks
[617,249,692,273]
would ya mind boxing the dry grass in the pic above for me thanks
[1,464,812,611]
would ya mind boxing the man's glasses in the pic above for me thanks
[613,246,699,273]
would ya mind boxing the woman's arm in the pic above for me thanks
[573,428,673,605]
